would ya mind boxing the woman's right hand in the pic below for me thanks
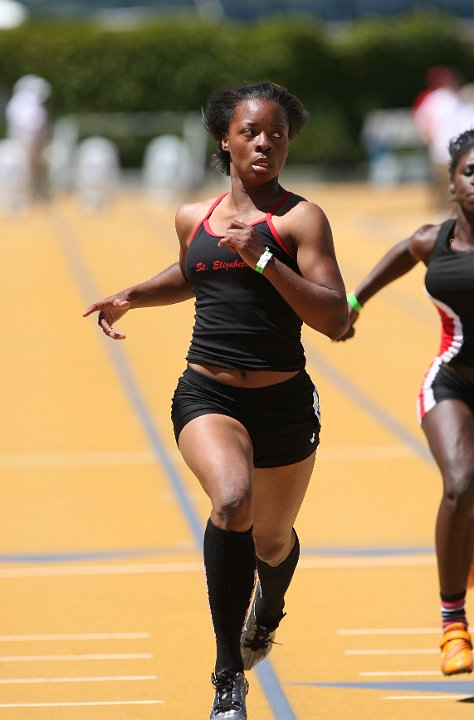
[82,293,131,340]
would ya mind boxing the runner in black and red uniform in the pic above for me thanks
[339,128,474,677]
[84,81,349,719]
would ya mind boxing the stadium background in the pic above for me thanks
[1,2,474,718]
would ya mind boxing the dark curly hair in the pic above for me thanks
[202,81,309,176]
[449,128,474,176]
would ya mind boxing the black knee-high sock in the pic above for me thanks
[255,529,300,628]
[203,518,256,673]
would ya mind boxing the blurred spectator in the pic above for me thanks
[412,66,474,211]
[5,74,51,202]
[412,66,461,209]
[412,66,461,115]
[458,83,474,131]
[0,138,30,215]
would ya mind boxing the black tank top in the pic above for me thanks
[424,218,474,367]
[184,192,306,371]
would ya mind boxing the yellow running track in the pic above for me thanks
[1,181,472,719]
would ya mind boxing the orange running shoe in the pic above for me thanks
[440,622,473,675]
[468,556,474,588]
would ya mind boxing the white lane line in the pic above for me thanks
[0,632,150,641]
[338,627,440,635]
[346,649,438,656]
[360,670,441,677]
[0,445,415,468]
[0,653,153,662]
[0,700,163,708]
[0,555,437,579]
[385,695,472,701]
[299,556,436,569]
[0,675,158,684]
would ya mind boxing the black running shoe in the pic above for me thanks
[210,669,248,719]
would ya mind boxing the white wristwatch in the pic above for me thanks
[255,247,273,274]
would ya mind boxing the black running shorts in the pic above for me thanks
[171,366,321,468]
[418,359,474,422]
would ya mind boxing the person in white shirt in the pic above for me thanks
[5,74,51,200]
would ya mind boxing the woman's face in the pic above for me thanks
[221,98,290,183]
[451,145,474,213]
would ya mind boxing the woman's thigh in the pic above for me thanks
[422,399,474,489]
[251,452,316,559]
[178,413,254,527]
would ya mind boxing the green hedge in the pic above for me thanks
[1,10,472,168]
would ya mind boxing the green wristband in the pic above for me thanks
[347,291,363,313]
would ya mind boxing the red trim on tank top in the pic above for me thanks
[266,215,292,257]
[268,190,291,214]
[190,190,295,256]
[265,191,293,258]
[188,193,228,243]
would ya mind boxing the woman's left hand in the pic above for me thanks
[333,307,359,341]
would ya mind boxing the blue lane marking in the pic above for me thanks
[257,662,296,719]
[0,547,193,564]
[55,211,297,720]
[305,346,432,463]
[0,543,435,564]
[288,680,474,693]
[54,212,202,546]
[108,340,204,545]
